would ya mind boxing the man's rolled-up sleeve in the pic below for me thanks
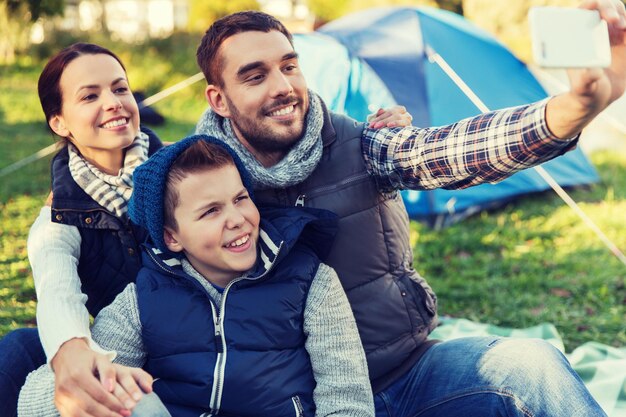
[361,99,577,191]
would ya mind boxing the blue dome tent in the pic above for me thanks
[293,6,599,228]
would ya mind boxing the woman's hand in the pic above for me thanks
[52,338,152,417]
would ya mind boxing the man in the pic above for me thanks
[192,2,625,416]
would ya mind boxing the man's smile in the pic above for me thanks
[267,104,296,117]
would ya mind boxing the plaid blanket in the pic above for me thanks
[430,318,626,417]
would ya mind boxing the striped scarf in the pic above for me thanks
[68,132,149,218]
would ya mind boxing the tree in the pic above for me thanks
[307,0,350,23]
[5,0,64,20]
[0,0,64,63]
[187,0,261,33]
[435,0,462,14]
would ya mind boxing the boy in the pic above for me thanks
[18,135,374,417]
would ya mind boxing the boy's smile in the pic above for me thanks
[164,164,260,287]
[224,233,252,250]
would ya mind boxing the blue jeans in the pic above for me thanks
[131,392,172,417]
[0,328,46,417]
[375,336,606,417]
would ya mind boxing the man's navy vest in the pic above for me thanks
[136,207,335,417]
[50,127,162,316]
[254,111,439,392]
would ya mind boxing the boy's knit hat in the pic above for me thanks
[129,134,254,252]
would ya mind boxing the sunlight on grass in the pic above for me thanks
[0,195,41,334]
[0,65,43,124]
[411,151,626,351]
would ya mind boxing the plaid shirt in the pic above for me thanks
[362,99,578,191]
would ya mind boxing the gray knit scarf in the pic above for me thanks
[195,90,324,190]
[68,131,150,218]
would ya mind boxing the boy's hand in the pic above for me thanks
[367,105,413,129]
[52,338,152,417]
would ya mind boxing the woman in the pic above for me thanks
[0,43,160,417]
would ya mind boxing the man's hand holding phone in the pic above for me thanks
[572,0,626,105]
[536,0,626,140]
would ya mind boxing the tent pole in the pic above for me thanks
[424,45,626,267]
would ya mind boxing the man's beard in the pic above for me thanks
[226,95,306,154]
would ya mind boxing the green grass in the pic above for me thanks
[1,40,624,352]
[411,152,626,351]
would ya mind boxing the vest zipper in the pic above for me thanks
[206,241,284,416]
[299,172,369,201]
[208,302,225,416]
[292,395,304,417]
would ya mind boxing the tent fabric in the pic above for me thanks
[293,32,397,123]
[294,6,599,227]
[430,318,626,417]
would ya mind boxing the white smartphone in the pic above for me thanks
[529,7,611,68]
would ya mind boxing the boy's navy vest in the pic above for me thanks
[254,110,439,392]
[137,207,337,417]
[50,127,162,316]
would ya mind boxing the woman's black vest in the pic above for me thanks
[50,127,162,317]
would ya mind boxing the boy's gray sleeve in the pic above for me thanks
[16,365,56,417]
[18,284,145,416]
[304,263,375,417]
[91,283,146,367]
